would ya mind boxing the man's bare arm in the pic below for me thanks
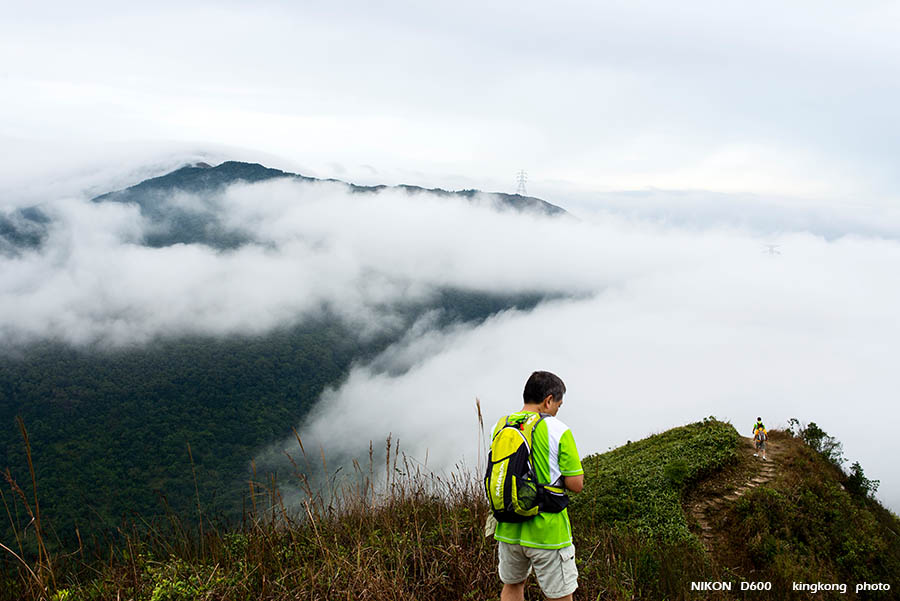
[563,474,584,493]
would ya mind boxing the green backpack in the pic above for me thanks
[484,413,568,523]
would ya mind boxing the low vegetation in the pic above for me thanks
[572,417,740,541]
[2,418,897,600]
[724,426,899,597]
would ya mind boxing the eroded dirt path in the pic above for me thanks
[689,437,781,548]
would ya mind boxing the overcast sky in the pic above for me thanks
[3,1,900,207]
[3,2,899,511]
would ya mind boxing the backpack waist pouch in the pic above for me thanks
[537,484,569,513]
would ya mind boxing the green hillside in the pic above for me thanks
[0,290,548,549]
[572,417,739,541]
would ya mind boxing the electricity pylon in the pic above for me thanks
[516,170,528,195]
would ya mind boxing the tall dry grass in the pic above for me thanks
[2,409,738,601]
[1,411,503,600]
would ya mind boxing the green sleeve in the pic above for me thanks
[558,429,583,476]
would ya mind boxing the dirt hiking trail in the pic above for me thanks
[689,436,782,548]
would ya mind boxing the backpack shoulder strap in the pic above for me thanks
[520,413,548,474]
[490,415,511,441]
[520,413,546,444]
[490,412,547,449]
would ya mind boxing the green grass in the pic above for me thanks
[572,417,740,541]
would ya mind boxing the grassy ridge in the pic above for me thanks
[573,417,740,540]
[3,418,898,600]
[2,419,742,600]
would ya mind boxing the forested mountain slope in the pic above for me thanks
[0,161,564,547]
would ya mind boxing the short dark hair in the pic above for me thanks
[523,371,566,405]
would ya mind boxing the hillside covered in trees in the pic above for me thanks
[1,161,565,547]
[0,289,549,547]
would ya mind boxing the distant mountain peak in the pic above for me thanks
[2,161,569,255]
[96,160,566,214]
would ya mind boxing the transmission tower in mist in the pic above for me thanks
[516,170,528,195]
[763,244,781,256]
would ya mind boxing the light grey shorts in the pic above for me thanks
[498,542,578,599]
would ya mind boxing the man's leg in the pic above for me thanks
[501,582,525,601]
[525,545,578,600]
[502,582,573,601]
[499,542,531,601]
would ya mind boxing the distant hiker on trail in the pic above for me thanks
[753,417,767,460]
[753,417,764,434]
[484,371,584,601]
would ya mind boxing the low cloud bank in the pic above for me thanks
[2,173,747,346]
[1,177,587,346]
[289,230,900,512]
[2,164,897,511]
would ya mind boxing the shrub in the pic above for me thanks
[787,419,843,465]
[845,461,880,499]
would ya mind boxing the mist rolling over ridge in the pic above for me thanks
[1,157,899,545]
[1,161,567,347]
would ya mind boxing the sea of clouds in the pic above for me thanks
[2,157,898,511]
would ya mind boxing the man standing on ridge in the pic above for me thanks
[492,371,584,601]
